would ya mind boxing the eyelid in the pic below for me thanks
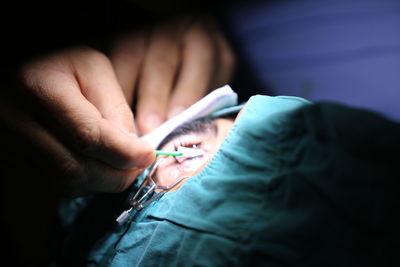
[159,134,206,166]
[174,146,205,164]
[179,142,201,149]
[170,135,204,150]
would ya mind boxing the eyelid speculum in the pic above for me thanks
[175,146,205,162]
[117,144,207,225]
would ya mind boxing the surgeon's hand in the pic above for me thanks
[111,16,236,134]
[0,47,156,197]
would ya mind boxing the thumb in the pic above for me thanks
[69,49,156,169]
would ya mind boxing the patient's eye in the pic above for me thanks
[170,140,204,164]
[155,135,210,185]
[154,118,234,189]
[174,145,205,165]
[179,143,199,149]
[172,136,204,150]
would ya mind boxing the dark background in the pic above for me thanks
[0,1,260,265]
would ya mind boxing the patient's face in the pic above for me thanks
[155,118,234,189]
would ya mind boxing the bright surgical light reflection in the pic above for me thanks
[154,118,234,190]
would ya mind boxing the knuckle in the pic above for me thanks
[97,169,136,194]
[154,54,179,73]
[187,27,215,60]
[73,119,101,153]
[187,23,207,38]
[103,101,133,121]
[73,46,111,66]
[86,49,108,63]
[57,159,86,197]
[20,60,48,90]
[112,176,132,193]
[69,45,93,54]
[59,158,81,178]
[19,45,108,89]
[153,25,178,43]
[221,44,236,70]
[19,51,76,93]
[86,50,110,66]
[188,25,212,45]
[112,102,133,118]
[135,114,148,130]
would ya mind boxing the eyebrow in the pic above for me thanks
[157,117,218,150]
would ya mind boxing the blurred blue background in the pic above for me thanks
[222,0,400,120]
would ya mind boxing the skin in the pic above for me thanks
[155,118,234,190]
[0,12,236,267]
[111,16,236,134]
[0,16,235,198]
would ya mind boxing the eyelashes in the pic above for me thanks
[171,141,204,165]
[172,138,203,151]
[176,142,201,150]
[156,136,210,183]
[160,134,206,166]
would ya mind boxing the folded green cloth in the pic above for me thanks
[56,95,400,267]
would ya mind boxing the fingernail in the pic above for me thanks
[144,114,162,132]
[137,150,156,168]
[168,106,185,119]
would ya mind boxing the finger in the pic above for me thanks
[72,48,136,135]
[135,24,182,135]
[78,157,142,197]
[167,22,216,119]
[111,32,148,106]
[0,97,77,176]
[210,28,236,89]
[71,49,157,169]
[22,48,156,170]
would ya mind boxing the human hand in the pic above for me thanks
[0,47,156,197]
[111,16,236,135]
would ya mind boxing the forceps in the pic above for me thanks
[116,147,204,224]
[128,158,188,211]
[116,158,188,225]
